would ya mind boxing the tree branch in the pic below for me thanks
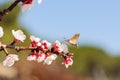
[0,0,21,21]
[0,42,72,59]
[6,45,37,52]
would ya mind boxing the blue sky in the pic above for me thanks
[0,0,120,55]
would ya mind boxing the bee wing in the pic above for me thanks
[69,33,80,45]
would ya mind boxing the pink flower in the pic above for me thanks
[36,52,45,62]
[21,0,34,12]
[22,0,33,4]
[62,56,73,68]
[53,40,62,52]
[42,40,52,50]
[38,40,52,51]
[22,0,42,4]
[61,44,69,54]
[12,30,26,42]
[21,0,42,12]
[3,54,19,67]
[44,54,57,65]
[30,35,40,47]
[0,26,4,38]
[53,40,69,54]
[27,52,36,61]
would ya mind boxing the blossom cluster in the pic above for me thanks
[0,26,73,68]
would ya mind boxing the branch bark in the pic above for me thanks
[0,0,21,21]
[0,42,71,59]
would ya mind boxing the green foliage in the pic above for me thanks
[0,4,20,27]
[68,46,120,76]
[0,4,30,61]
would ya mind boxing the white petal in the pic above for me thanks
[12,30,26,42]
[37,42,42,46]
[0,26,4,38]
[27,55,36,61]
[22,1,34,13]
[44,60,52,65]
[3,59,15,67]
[44,57,52,65]
[2,54,19,67]
[37,53,45,62]
[44,54,57,65]
[51,54,57,60]
[42,40,52,50]
[30,35,40,42]
[61,44,69,54]
[54,40,61,46]
[8,54,19,61]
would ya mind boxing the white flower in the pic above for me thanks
[41,40,52,50]
[62,56,73,68]
[27,52,36,61]
[54,40,61,46]
[0,26,4,38]
[44,54,57,65]
[53,40,69,54]
[37,52,45,62]
[30,35,40,47]
[30,35,40,43]
[3,54,19,67]
[54,40,62,51]
[37,42,42,46]
[12,30,26,42]
[38,0,42,4]
[22,0,34,12]
[61,44,69,54]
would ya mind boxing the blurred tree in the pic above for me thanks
[69,46,120,77]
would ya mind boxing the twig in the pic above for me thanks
[0,0,21,21]
[0,42,70,59]
[6,45,37,52]
[0,43,8,55]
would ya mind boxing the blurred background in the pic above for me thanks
[0,0,120,80]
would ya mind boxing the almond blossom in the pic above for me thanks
[12,30,26,42]
[21,0,34,12]
[61,44,69,54]
[21,0,42,12]
[53,40,69,54]
[0,26,4,38]
[42,40,52,49]
[3,54,19,67]
[44,54,57,65]
[22,0,33,4]
[27,52,37,61]
[53,40,62,53]
[36,52,45,62]
[38,40,52,52]
[30,35,40,47]
[62,56,73,68]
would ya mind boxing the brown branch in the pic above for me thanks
[0,0,21,21]
[6,45,37,52]
[0,41,73,60]
[6,45,68,59]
